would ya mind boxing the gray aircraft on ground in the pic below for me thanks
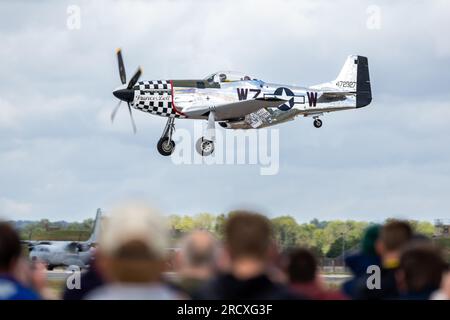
[24,209,102,270]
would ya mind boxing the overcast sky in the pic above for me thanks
[1,0,449,222]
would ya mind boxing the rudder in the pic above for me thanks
[355,56,372,108]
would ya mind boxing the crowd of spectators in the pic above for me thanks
[1,204,449,300]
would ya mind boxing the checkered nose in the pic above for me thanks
[113,88,134,102]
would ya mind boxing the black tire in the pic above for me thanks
[313,119,323,128]
[195,138,214,156]
[157,138,175,156]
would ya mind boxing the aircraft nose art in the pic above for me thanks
[133,80,186,118]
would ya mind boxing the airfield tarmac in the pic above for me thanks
[44,269,351,298]
[47,269,351,284]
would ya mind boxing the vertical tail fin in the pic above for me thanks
[334,55,358,86]
[86,208,102,245]
[334,55,372,107]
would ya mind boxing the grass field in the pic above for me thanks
[20,230,91,241]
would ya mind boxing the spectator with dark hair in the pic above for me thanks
[171,230,218,296]
[195,211,300,299]
[288,248,346,300]
[396,243,447,300]
[354,220,413,299]
[0,222,40,300]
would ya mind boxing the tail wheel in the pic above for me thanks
[313,119,323,128]
[157,138,175,156]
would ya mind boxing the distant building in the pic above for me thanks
[434,219,450,238]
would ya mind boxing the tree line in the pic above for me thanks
[16,213,435,259]
[169,213,435,258]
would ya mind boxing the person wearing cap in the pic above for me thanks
[85,203,182,300]
[342,224,381,299]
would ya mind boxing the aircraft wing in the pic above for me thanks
[211,98,285,120]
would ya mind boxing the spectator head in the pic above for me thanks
[178,230,217,272]
[287,248,317,284]
[96,203,168,283]
[0,222,21,273]
[376,220,413,257]
[225,211,272,262]
[397,243,448,294]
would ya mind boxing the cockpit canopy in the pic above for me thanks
[205,71,260,84]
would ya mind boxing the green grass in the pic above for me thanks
[20,230,91,241]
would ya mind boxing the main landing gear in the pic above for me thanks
[157,117,176,156]
[157,111,217,157]
[195,111,216,157]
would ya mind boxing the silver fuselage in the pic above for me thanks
[128,78,357,129]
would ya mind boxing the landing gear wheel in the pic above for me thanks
[313,119,323,128]
[157,137,175,156]
[196,137,214,156]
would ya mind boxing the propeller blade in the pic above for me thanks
[111,100,122,122]
[127,103,137,134]
[116,48,127,85]
[127,67,142,89]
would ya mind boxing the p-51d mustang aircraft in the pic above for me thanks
[111,50,372,156]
